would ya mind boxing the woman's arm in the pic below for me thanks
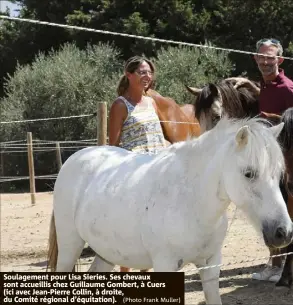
[108,99,127,146]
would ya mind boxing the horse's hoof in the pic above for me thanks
[275,285,290,292]
[275,279,290,289]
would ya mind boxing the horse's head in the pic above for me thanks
[185,83,222,133]
[218,118,293,248]
[185,78,260,134]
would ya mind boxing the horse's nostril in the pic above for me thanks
[275,227,286,240]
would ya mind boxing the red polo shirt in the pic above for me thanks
[259,69,293,114]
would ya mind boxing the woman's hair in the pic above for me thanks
[117,56,156,96]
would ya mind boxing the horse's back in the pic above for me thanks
[54,145,153,197]
[52,146,159,268]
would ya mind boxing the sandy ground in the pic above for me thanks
[1,192,292,304]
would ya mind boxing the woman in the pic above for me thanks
[108,56,167,272]
[109,55,167,154]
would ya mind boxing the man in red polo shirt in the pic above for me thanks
[252,38,293,282]
[255,38,293,114]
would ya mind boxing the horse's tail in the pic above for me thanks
[47,212,58,272]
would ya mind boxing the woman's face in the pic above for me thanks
[127,61,154,91]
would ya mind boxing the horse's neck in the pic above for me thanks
[148,90,193,142]
[170,130,231,226]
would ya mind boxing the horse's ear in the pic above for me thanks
[235,125,249,149]
[185,85,202,96]
[208,83,219,97]
[269,122,284,138]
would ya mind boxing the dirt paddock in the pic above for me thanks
[1,192,292,304]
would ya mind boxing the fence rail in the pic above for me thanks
[0,102,107,205]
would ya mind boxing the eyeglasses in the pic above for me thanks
[135,70,154,77]
[256,38,281,50]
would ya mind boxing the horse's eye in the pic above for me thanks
[212,114,221,123]
[243,168,258,180]
[245,171,253,178]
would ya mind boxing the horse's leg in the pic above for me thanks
[288,243,293,287]
[48,212,85,272]
[88,254,114,272]
[276,243,293,288]
[198,250,222,305]
[57,239,85,272]
[55,224,85,272]
[271,248,282,268]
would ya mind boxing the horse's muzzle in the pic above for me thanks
[262,222,293,248]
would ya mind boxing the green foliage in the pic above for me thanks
[0,42,123,192]
[152,44,233,104]
[65,0,200,57]
[1,0,292,94]
[1,43,122,143]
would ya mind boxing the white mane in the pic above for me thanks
[166,116,285,180]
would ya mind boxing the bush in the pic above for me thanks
[1,42,122,142]
[152,43,234,104]
[0,42,122,192]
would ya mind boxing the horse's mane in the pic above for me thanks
[195,80,260,119]
[279,107,293,151]
[217,81,259,118]
[194,84,217,119]
[167,115,284,180]
[205,116,284,177]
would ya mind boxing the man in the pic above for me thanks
[252,38,293,282]
[255,38,293,114]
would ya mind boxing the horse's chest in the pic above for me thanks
[187,218,228,261]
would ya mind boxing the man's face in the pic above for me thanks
[254,45,280,76]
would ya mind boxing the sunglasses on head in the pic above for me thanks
[256,38,281,49]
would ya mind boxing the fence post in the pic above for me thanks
[0,151,4,177]
[27,132,36,205]
[97,102,107,146]
[55,142,62,172]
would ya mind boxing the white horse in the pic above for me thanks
[48,117,293,305]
